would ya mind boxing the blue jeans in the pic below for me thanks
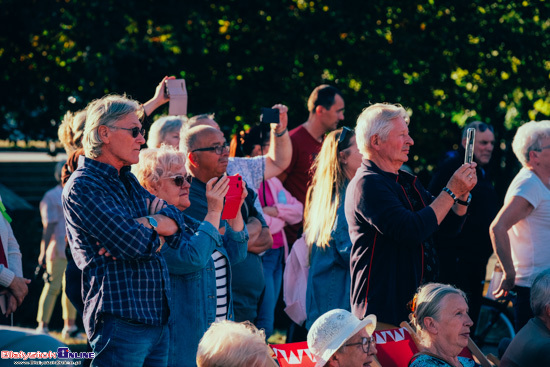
[90,314,169,367]
[256,247,283,338]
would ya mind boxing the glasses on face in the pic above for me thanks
[344,336,376,354]
[191,143,230,155]
[473,122,494,133]
[337,126,353,152]
[535,144,550,151]
[110,126,146,138]
[164,175,192,187]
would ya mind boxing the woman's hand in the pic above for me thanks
[262,206,279,218]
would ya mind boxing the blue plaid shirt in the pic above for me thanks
[63,156,188,338]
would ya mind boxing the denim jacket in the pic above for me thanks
[162,216,248,367]
[305,186,352,329]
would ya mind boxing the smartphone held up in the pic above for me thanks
[260,107,279,124]
[221,175,243,220]
[464,128,475,164]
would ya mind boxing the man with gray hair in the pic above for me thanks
[307,309,377,367]
[345,103,476,326]
[63,94,190,366]
[501,268,550,365]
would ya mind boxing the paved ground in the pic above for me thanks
[0,151,67,162]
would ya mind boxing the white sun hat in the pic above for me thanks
[307,309,377,367]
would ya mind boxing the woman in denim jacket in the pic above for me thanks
[305,127,363,330]
[133,146,248,367]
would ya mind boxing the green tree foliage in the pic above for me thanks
[1,0,549,186]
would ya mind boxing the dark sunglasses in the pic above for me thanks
[164,175,192,187]
[110,126,146,138]
[474,122,494,133]
[344,336,376,354]
[191,143,230,155]
[337,127,353,151]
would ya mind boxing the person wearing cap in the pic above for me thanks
[307,309,377,367]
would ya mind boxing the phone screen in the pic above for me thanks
[464,128,475,164]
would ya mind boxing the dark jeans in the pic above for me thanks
[90,313,169,367]
[513,285,533,332]
[64,250,84,316]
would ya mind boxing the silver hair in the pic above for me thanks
[530,268,550,317]
[179,125,219,156]
[132,145,186,192]
[511,120,550,167]
[411,283,467,331]
[355,103,410,156]
[82,94,140,158]
[147,116,185,148]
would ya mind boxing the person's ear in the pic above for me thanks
[187,152,198,167]
[370,134,381,150]
[327,353,340,367]
[97,125,110,144]
[339,150,348,165]
[315,105,325,115]
[461,137,467,149]
[423,316,439,335]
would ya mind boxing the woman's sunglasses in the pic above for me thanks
[337,126,353,151]
[164,175,193,187]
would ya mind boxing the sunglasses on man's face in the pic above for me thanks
[167,175,193,187]
[110,126,146,138]
[474,123,494,133]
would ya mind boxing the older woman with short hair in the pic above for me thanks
[147,116,185,148]
[133,145,249,367]
[196,320,277,367]
[490,120,550,331]
[409,283,478,367]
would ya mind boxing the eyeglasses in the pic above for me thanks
[110,126,146,138]
[191,143,230,155]
[163,175,192,187]
[344,336,376,354]
[337,127,353,152]
[535,144,550,151]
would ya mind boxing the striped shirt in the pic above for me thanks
[62,156,188,339]
[212,250,228,321]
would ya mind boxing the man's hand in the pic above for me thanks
[8,276,31,306]
[2,292,18,316]
[206,176,229,214]
[271,104,289,134]
[446,162,477,198]
[493,273,515,299]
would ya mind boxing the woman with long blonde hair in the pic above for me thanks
[304,127,363,329]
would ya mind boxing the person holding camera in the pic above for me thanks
[181,125,273,327]
[345,103,476,327]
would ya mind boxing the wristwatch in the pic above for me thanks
[146,216,158,231]
[456,193,472,207]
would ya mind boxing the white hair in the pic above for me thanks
[511,120,550,167]
[147,116,185,148]
[355,103,410,156]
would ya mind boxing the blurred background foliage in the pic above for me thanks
[1,0,549,192]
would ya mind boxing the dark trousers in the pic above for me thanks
[513,285,533,332]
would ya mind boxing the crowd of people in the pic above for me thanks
[0,77,549,367]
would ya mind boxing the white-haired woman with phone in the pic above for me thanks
[133,145,249,367]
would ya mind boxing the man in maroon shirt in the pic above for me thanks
[278,85,345,245]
